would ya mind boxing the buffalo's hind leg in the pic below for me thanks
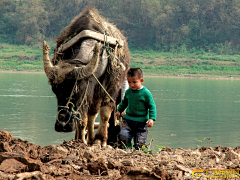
[94,105,112,147]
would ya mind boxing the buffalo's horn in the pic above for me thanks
[75,43,100,78]
[42,41,54,78]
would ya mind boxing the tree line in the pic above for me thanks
[1,0,240,54]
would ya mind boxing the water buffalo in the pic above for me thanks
[42,7,130,147]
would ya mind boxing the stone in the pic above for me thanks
[121,159,134,166]
[83,150,97,162]
[14,171,47,180]
[108,158,123,169]
[173,148,184,155]
[87,158,108,175]
[0,142,11,152]
[0,158,27,173]
[176,164,192,174]
[190,150,201,158]
[170,155,184,164]
[224,150,240,161]
[48,145,68,160]
[0,171,15,180]
[0,131,13,141]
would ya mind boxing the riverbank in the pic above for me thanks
[0,131,240,180]
[1,43,240,80]
[1,70,240,80]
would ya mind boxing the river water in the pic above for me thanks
[0,73,240,149]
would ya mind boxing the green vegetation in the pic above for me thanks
[1,0,240,52]
[130,49,240,78]
[0,42,54,71]
[1,0,240,78]
[196,137,206,149]
[1,43,240,78]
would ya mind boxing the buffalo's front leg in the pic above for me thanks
[75,115,88,144]
[94,106,112,147]
[87,113,98,144]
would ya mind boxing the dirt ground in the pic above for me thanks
[0,130,240,180]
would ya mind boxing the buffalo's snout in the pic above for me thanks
[55,109,76,132]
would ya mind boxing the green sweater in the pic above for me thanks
[117,86,157,122]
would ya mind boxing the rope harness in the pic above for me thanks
[56,69,90,128]
[56,33,123,129]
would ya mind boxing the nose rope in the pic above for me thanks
[56,68,89,128]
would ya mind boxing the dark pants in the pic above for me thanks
[118,119,148,149]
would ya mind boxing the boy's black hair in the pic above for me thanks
[127,68,143,79]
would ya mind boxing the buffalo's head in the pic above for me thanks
[43,40,108,132]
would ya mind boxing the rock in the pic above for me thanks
[28,144,42,159]
[121,159,134,166]
[11,144,26,155]
[14,171,51,180]
[0,171,15,180]
[108,169,122,179]
[214,145,224,152]
[0,131,13,141]
[48,145,68,160]
[0,158,27,173]
[222,147,234,152]
[190,149,201,158]
[55,166,72,176]
[160,151,168,156]
[62,154,79,164]
[126,167,150,175]
[0,142,11,152]
[71,164,82,171]
[152,166,172,179]
[176,164,192,174]
[162,146,173,152]
[234,146,240,153]
[83,150,97,162]
[224,150,240,162]
[108,158,123,169]
[173,148,184,155]
[0,152,41,171]
[170,155,184,164]
[87,158,108,175]
[42,164,58,174]
[115,148,127,154]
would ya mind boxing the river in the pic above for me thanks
[0,72,240,150]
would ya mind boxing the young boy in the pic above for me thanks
[115,68,156,149]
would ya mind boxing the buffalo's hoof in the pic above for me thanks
[94,139,101,145]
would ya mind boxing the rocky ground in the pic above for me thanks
[0,130,240,180]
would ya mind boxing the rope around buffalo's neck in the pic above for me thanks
[92,73,115,104]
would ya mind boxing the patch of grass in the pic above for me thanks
[130,48,240,78]
[0,42,46,72]
[1,42,240,78]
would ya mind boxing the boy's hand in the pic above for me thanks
[146,119,154,127]
[115,111,121,117]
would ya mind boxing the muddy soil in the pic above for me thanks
[0,130,239,180]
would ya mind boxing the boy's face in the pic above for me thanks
[127,75,144,90]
